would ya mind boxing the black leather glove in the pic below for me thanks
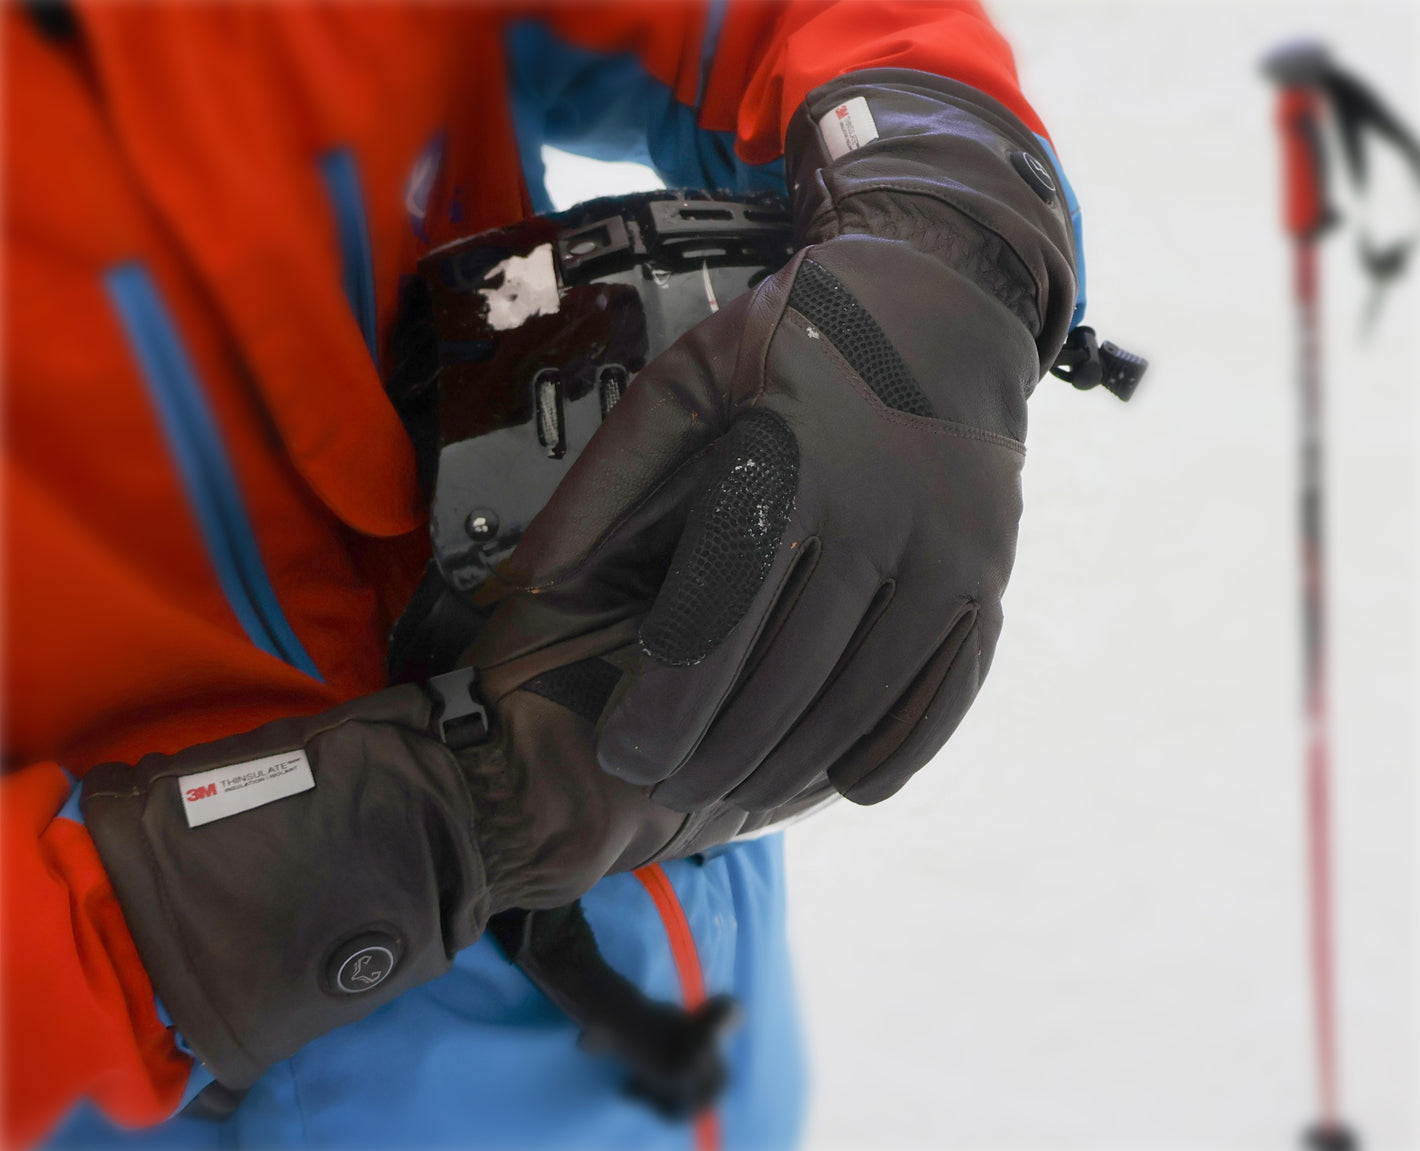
[80,69,1078,1094]
[472,68,1078,812]
[81,660,682,1091]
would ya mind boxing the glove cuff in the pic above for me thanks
[80,671,688,1090]
[785,68,1079,372]
[81,684,489,1090]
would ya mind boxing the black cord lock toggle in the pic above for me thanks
[489,903,741,1120]
[1050,325,1149,402]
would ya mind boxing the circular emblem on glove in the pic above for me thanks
[326,931,402,995]
[1009,150,1057,205]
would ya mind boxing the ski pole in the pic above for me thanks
[1263,41,1353,1151]
[1263,35,1420,1150]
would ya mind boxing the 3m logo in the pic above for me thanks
[179,749,315,828]
[817,97,880,161]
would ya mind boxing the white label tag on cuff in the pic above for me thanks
[817,96,880,161]
[180,749,315,828]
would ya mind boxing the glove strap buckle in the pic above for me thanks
[427,667,491,750]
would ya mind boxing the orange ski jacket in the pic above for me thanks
[2,3,1052,1143]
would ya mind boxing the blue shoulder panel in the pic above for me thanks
[504,20,785,214]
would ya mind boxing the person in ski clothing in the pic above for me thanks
[2,2,1084,1147]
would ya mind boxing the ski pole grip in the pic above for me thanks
[1275,87,1330,238]
[1263,43,1334,239]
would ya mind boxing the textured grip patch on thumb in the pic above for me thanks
[639,410,799,667]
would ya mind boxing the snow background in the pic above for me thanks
[544,2,1418,1147]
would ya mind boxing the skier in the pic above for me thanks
[3,2,1088,1146]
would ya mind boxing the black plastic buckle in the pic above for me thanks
[426,666,491,750]
[1050,325,1148,402]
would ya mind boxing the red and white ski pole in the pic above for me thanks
[1264,47,1351,1151]
[1264,38,1420,1151]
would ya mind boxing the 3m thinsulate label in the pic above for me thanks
[817,97,880,161]
[180,750,315,828]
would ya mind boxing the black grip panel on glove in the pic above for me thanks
[472,68,1077,819]
[787,259,936,418]
[639,409,799,668]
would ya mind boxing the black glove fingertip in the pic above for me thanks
[596,712,674,786]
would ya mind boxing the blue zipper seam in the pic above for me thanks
[319,148,380,364]
[104,263,322,679]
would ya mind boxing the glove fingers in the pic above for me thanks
[596,410,803,790]
[827,610,985,804]
[747,597,979,806]
[595,531,812,795]
[718,577,905,812]
[650,542,887,811]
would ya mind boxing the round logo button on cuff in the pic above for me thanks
[325,931,403,995]
[1010,150,1057,205]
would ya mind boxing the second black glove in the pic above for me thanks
[472,68,1078,813]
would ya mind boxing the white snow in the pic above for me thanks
[543,3,1418,1144]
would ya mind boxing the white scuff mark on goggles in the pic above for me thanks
[481,244,560,330]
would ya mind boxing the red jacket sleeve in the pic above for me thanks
[539,0,1048,164]
[715,0,1047,160]
[1,761,190,1148]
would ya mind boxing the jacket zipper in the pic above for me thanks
[104,263,322,678]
